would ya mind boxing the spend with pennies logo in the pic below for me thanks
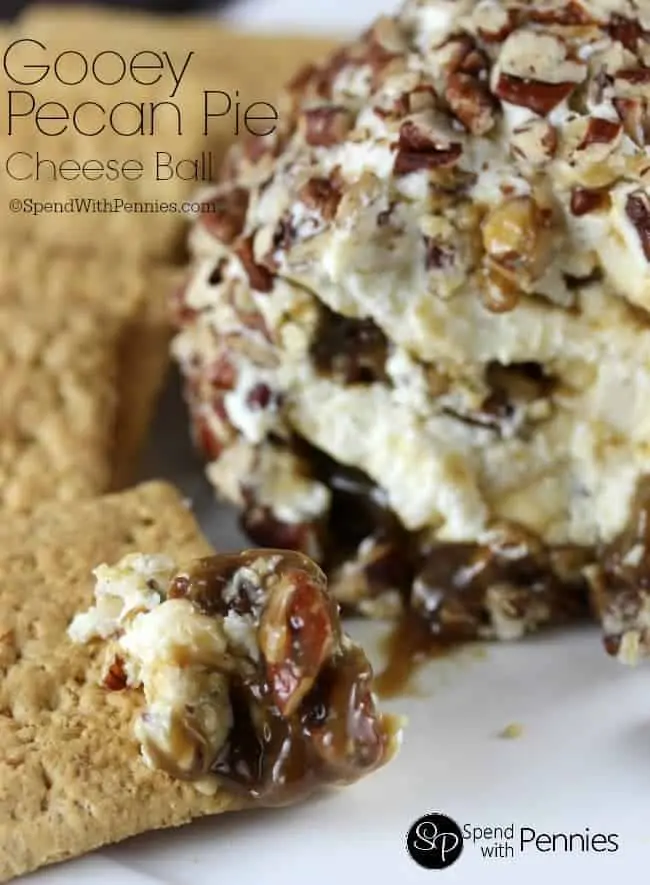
[406,813,464,870]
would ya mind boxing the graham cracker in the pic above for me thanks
[0,242,181,488]
[0,290,119,514]
[0,481,239,883]
[0,7,339,259]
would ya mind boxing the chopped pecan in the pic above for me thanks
[475,6,517,43]
[286,63,319,100]
[614,97,649,146]
[616,67,650,85]
[170,282,197,326]
[259,567,336,717]
[442,36,490,77]
[199,187,249,245]
[609,15,644,52]
[446,71,496,135]
[103,655,128,691]
[578,117,622,148]
[511,119,558,167]
[481,195,552,272]
[234,234,274,293]
[570,187,611,216]
[626,191,650,261]
[298,176,342,221]
[424,238,455,270]
[527,1,593,25]
[302,105,354,147]
[393,120,462,175]
[366,15,407,55]
[208,352,238,390]
[494,73,576,115]
[246,383,274,410]
[193,413,229,461]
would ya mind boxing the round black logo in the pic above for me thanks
[406,813,464,870]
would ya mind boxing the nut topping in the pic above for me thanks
[199,187,250,245]
[626,191,650,261]
[613,97,649,146]
[234,234,274,293]
[570,186,611,216]
[298,176,342,221]
[608,15,645,52]
[302,106,354,147]
[578,117,622,149]
[494,74,577,115]
[393,120,462,175]
[446,72,497,135]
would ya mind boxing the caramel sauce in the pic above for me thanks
[375,614,458,699]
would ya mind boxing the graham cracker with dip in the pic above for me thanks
[0,482,232,883]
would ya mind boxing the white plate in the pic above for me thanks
[24,371,650,884]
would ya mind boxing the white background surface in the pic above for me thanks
[24,1,650,882]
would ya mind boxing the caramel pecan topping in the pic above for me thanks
[234,234,274,293]
[200,187,250,245]
[446,72,496,135]
[259,567,336,717]
[393,120,462,175]
[578,117,622,149]
[302,106,354,147]
[298,176,342,221]
[570,187,611,216]
[626,191,650,261]
[494,73,576,115]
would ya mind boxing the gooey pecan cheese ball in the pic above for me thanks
[172,0,650,654]
[69,551,402,803]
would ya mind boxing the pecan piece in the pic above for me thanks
[494,74,576,116]
[446,72,496,135]
[616,67,650,85]
[527,1,593,25]
[234,234,274,293]
[199,187,249,245]
[302,106,353,147]
[570,187,610,216]
[393,120,462,175]
[298,176,342,221]
[614,97,649,146]
[103,655,128,691]
[578,117,622,149]
[608,14,644,51]
[424,238,455,270]
[259,566,336,717]
[626,191,650,262]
